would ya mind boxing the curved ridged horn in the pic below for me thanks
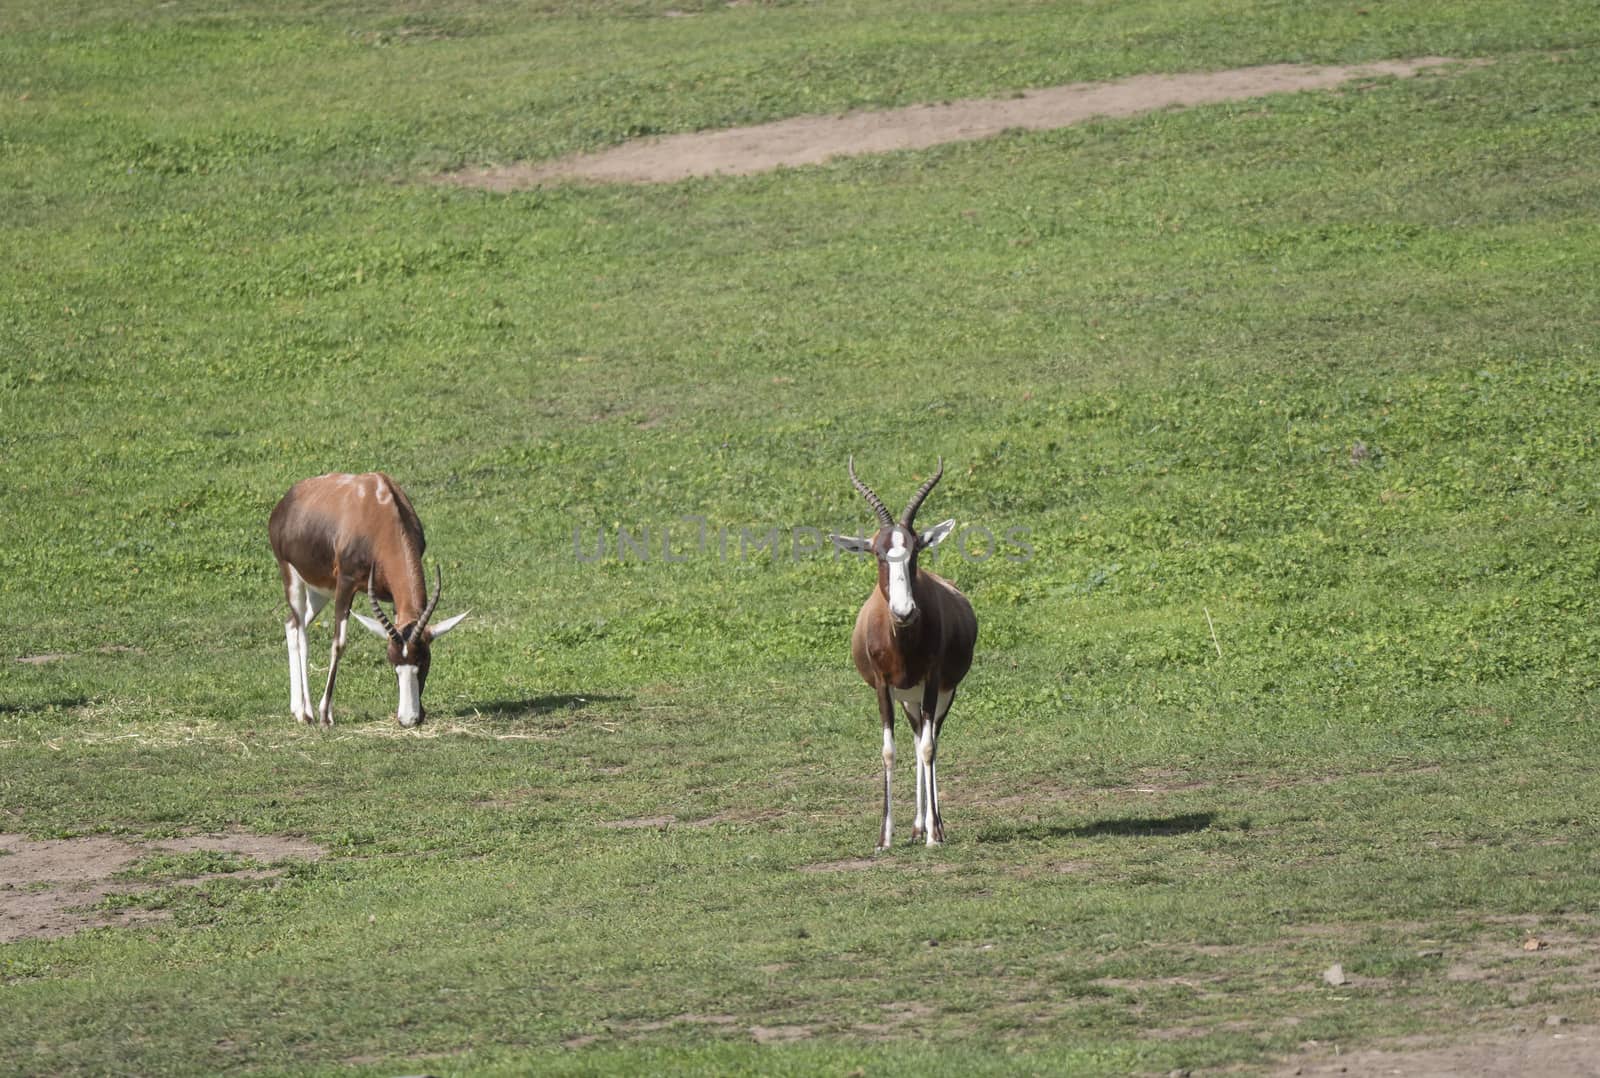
[900,457,944,529]
[849,455,895,530]
[414,564,443,638]
[367,568,403,644]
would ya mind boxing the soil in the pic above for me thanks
[1274,1025,1600,1077]
[8,830,1594,1073]
[0,829,325,942]
[438,57,1474,188]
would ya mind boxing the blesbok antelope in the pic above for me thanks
[268,472,466,728]
[833,457,978,850]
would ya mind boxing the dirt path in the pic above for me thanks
[1277,1025,1600,1077]
[440,56,1471,188]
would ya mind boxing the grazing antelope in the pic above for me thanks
[268,472,466,728]
[833,457,977,850]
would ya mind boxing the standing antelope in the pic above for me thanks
[268,472,467,728]
[833,457,978,850]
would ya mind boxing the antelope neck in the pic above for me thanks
[382,554,429,627]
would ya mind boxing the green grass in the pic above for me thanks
[4,1,1600,1074]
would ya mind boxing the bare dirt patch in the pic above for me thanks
[1275,1025,1600,1077]
[680,807,784,828]
[0,829,325,942]
[599,815,675,830]
[567,1012,743,1049]
[438,57,1476,188]
[796,854,961,874]
[617,1013,740,1034]
[749,1023,815,1044]
[797,856,880,873]
[853,1000,938,1039]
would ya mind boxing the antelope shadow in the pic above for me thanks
[0,696,91,716]
[1068,811,1218,838]
[976,811,1218,845]
[453,693,630,720]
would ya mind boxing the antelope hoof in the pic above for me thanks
[911,827,925,842]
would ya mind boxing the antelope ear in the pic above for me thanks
[427,611,469,640]
[918,519,957,549]
[830,534,871,555]
[352,613,391,640]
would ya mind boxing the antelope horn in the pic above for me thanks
[900,457,944,529]
[848,455,894,530]
[415,564,443,638]
[367,568,403,644]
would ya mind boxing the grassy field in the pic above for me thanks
[3,1,1599,1073]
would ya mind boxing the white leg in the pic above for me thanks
[911,714,928,841]
[918,720,938,845]
[288,567,335,724]
[283,568,318,724]
[877,718,895,851]
[900,688,936,843]
[891,691,926,841]
[926,689,954,846]
[316,613,348,727]
[285,619,311,724]
[295,620,314,719]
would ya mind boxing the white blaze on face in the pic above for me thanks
[886,527,915,621]
[396,664,422,727]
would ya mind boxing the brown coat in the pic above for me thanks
[268,472,429,626]
[851,568,976,694]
